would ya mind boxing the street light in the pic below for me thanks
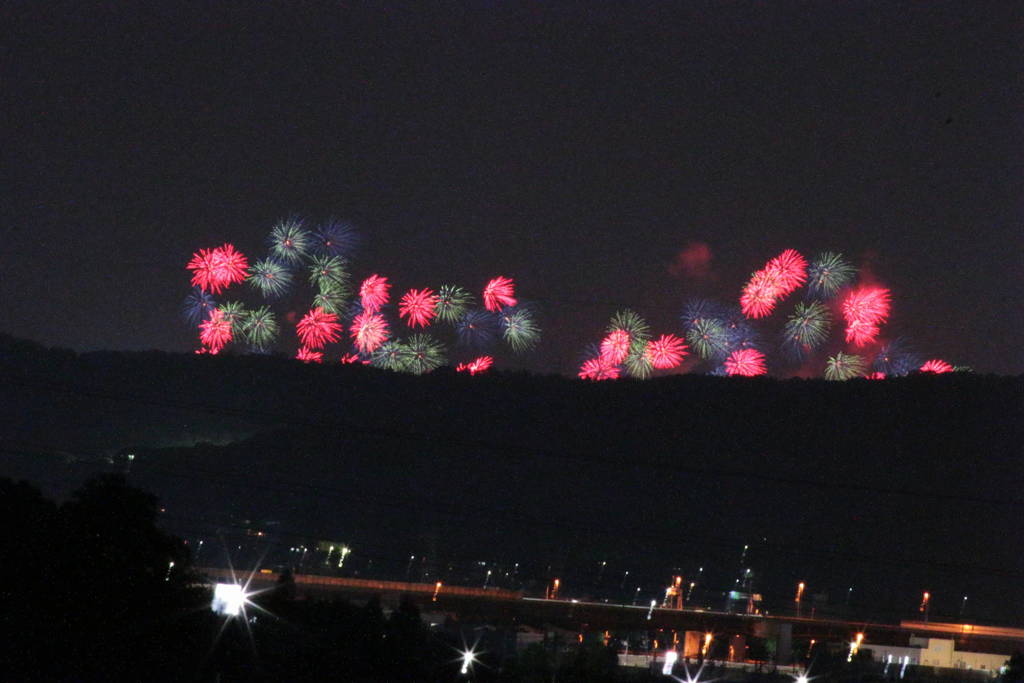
[795,582,806,617]
[920,591,930,622]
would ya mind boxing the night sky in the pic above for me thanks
[3,1,1021,375]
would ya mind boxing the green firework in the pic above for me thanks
[783,301,832,351]
[435,285,473,324]
[308,255,351,295]
[371,340,410,372]
[268,217,312,265]
[403,334,447,375]
[807,251,856,300]
[499,307,540,353]
[239,306,279,350]
[312,285,349,315]
[217,301,248,335]
[247,258,293,299]
[623,339,653,379]
[686,318,729,360]
[824,352,866,380]
[607,309,651,342]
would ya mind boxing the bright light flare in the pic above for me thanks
[212,583,245,616]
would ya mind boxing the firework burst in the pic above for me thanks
[824,351,866,380]
[645,334,688,369]
[312,219,359,257]
[842,286,891,346]
[247,258,293,299]
[873,338,922,376]
[217,301,248,335]
[781,301,832,359]
[296,307,343,349]
[456,309,499,349]
[607,309,651,342]
[600,329,632,365]
[371,340,410,372]
[724,348,767,376]
[681,298,724,331]
[296,347,323,363]
[309,255,351,296]
[399,288,440,328]
[199,309,233,354]
[498,305,540,353]
[239,306,278,350]
[268,217,312,265]
[182,288,218,325]
[351,311,390,354]
[623,340,654,379]
[435,285,473,324]
[578,356,621,381]
[766,248,808,295]
[806,251,855,300]
[403,334,447,374]
[187,244,249,294]
[483,276,517,312]
[312,286,348,315]
[920,359,953,374]
[456,356,494,375]
[686,318,730,360]
[359,274,391,313]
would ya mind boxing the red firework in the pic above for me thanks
[187,243,249,294]
[766,249,808,295]
[600,329,631,365]
[645,334,689,369]
[865,372,886,380]
[351,311,389,353]
[724,348,767,377]
[842,286,891,347]
[339,353,361,364]
[456,355,494,375]
[296,307,343,349]
[198,309,233,353]
[483,276,517,312]
[578,356,621,381]
[296,347,324,363]
[359,274,391,313]
[398,288,439,328]
[920,359,953,374]
[740,270,781,318]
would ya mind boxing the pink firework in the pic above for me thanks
[724,348,767,377]
[920,359,953,374]
[600,329,631,365]
[359,274,391,313]
[740,270,781,318]
[482,276,517,312]
[351,311,390,354]
[398,288,439,328]
[865,372,886,380]
[296,347,324,363]
[766,249,807,295]
[578,357,621,381]
[842,286,891,347]
[456,355,494,375]
[296,307,343,349]
[339,353,361,364]
[187,244,249,294]
[645,334,689,369]
[198,309,233,353]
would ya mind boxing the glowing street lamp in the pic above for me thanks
[920,591,931,622]
[847,632,864,662]
[547,578,560,600]
[702,632,713,658]
[433,581,443,602]
[795,581,806,617]
[647,599,657,620]
[212,583,245,617]
[662,649,678,675]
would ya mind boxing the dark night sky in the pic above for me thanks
[3,1,1021,375]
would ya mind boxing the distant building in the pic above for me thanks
[863,636,1009,676]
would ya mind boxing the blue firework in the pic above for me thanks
[722,307,761,351]
[182,288,217,325]
[873,338,923,377]
[681,298,725,332]
[456,309,499,349]
[313,219,359,257]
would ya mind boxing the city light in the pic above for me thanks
[702,632,713,657]
[847,632,864,662]
[647,599,657,620]
[433,581,443,602]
